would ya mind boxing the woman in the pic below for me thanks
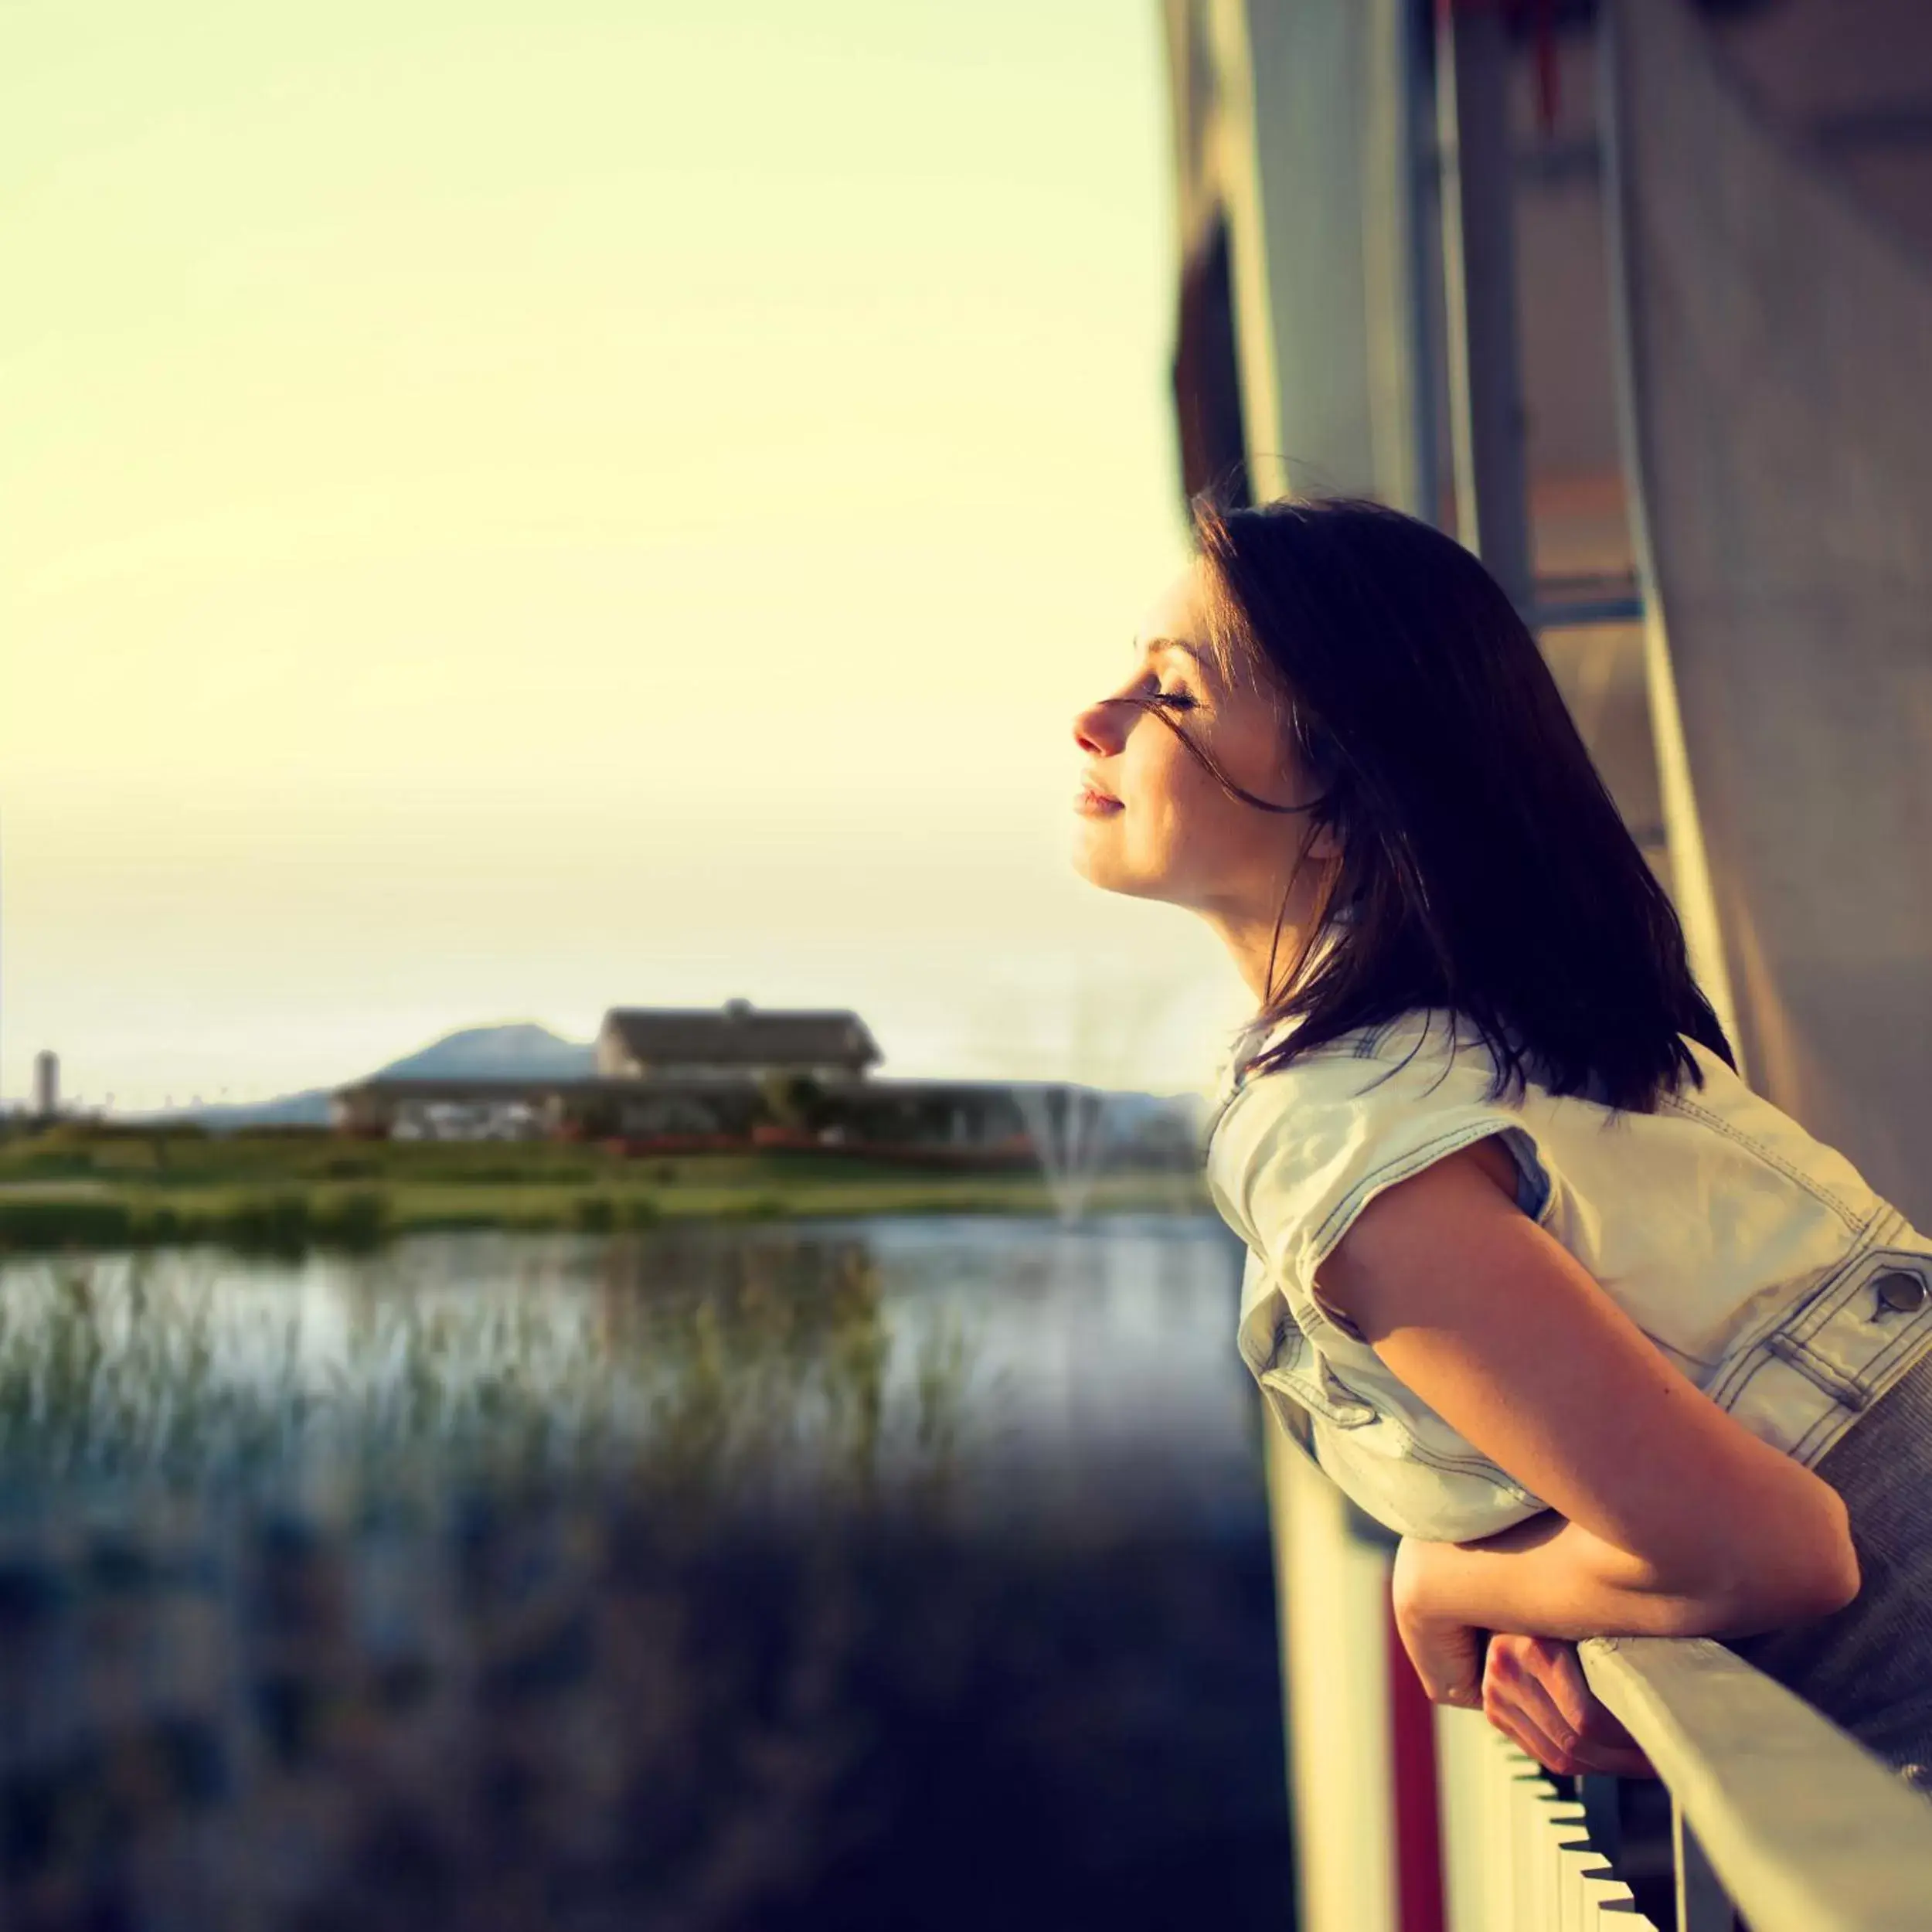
[1071,494,1932,1787]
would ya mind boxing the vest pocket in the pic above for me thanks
[1760,1241,1932,1414]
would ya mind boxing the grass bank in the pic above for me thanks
[0,1127,1209,1254]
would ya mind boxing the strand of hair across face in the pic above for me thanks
[1109,695,1328,816]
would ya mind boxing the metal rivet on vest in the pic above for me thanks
[1874,1270,1928,1315]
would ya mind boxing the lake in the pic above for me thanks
[0,1216,1293,1930]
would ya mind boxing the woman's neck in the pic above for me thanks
[1198,900,1319,1006]
[1193,850,1338,1005]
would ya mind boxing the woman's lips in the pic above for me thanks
[1075,783,1123,818]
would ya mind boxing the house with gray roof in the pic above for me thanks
[594,1000,880,1083]
[332,1000,890,1141]
[328,1000,1192,1165]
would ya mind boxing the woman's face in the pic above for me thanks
[1071,561,1325,914]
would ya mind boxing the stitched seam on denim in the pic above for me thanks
[1261,1345,1371,1419]
[1236,1324,1279,1378]
[1791,1365,1892,1462]
[1660,1094,1869,1233]
[1702,1221,1902,1407]
[1259,1368,1374,1428]
[1802,1300,1932,1400]
[1777,1213,1917,1321]
[1706,1335,1774,1410]
[1716,1318,1932,1463]
[1307,1117,1523,1262]
[1397,1437,1539,1491]
[1781,1268,1868,1350]
[1793,1403,1855,1466]
[1716,1353,1770,1421]
[1306,1372,1539,1492]
[1783,1228,1915,1346]
[1732,1360,1861,1465]
[1820,1327,1932,1460]
[1319,1418,1540,1498]
[1239,1294,1304,1377]
[1207,1040,1391,1156]
[1770,1247,1928,1412]
[1716,1351,1849,1461]
[1706,1262,1866,1409]
[1766,1334,1870,1411]
[1334,1422,1542,1500]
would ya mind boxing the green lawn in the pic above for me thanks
[0,1126,1208,1253]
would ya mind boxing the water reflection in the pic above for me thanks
[0,1219,1290,1930]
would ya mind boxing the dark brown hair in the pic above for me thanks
[1189,495,1733,1111]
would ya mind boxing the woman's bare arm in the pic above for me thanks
[1316,1142,1860,1672]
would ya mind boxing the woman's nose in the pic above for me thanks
[1073,696,1125,757]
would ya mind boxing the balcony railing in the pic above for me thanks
[1434,1709,1643,1926]
[1267,1418,1932,1932]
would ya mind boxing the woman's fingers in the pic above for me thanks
[1488,1668,1654,1777]
[1483,1634,1658,1778]
[1536,1638,1645,1754]
[1480,1646,1592,1770]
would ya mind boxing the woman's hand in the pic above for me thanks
[1481,1634,1657,1779]
[1392,1535,1486,1707]
[1395,1537,1657,1777]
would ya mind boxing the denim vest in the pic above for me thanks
[1205,1011,1932,1544]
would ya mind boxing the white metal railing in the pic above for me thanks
[1267,1404,1932,1932]
[1431,1634,1932,1932]
[1578,1635,1932,1932]
[1436,1706,1644,1927]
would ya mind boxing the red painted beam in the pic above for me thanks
[1386,1588,1449,1932]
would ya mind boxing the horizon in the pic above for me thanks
[4,3,1253,1113]
[26,1008,1218,1121]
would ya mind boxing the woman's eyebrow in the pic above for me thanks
[1135,635,1209,665]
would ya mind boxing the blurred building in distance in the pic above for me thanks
[593,1000,881,1082]
[329,1002,1199,1165]
[31,1050,59,1121]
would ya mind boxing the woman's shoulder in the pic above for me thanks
[1206,1008,1527,1264]
[1213,1007,1501,1120]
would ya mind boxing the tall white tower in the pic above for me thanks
[32,1050,57,1120]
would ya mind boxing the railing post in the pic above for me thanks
[1534,1792,1587,1926]
[1580,1772,1675,1927]
[1673,1805,1736,1932]
[1264,1419,1400,1932]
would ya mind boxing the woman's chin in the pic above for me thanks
[1070,831,1167,902]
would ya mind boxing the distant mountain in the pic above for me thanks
[177,1087,335,1130]
[167,1022,595,1131]
[372,1022,596,1083]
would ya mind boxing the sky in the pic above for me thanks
[3,2,1252,1110]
